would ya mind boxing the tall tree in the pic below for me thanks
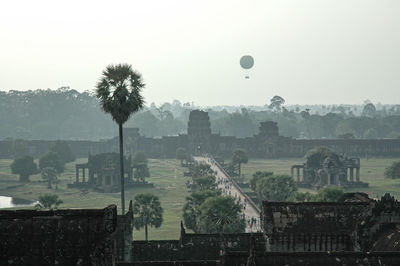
[198,196,245,233]
[10,155,38,182]
[132,193,163,241]
[362,103,376,117]
[182,190,220,233]
[50,140,75,164]
[232,149,248,177]
[256,174,297,202]
[269,95,285,112]
[39,151,64,173]
[96,64,145,214]
[36,194,63,209]
[385,161,400,179]
[41,167,58,189]
[250,171,273,191]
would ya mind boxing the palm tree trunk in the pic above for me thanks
[119,123,125,214]
[145,224,148,241]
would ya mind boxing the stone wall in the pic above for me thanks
[1,110,400,159]
[223,251,400,266]
[0,205,117,266]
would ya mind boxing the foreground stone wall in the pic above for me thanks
[0,206,117,266]
[224,251,400,266]
[261,201,371,252]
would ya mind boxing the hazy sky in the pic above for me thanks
[0,0,399,106]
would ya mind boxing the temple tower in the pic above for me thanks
[187,110,211,155]
[258,121,279,139]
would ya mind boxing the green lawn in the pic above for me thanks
[0,158,191,240]
[241,157,400,198]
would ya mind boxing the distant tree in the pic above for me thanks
[212,112,258,138]
[256,175,297,202]
[289,187,343,202]
[41,167,59,189]
[10,155,38,182]
[269,95,285,112]
[289,191,316,202]
[362,103,376,117]
[96,63,145,214]
[192,175,217,192]
[36,194,63,209]
[363,128,379,139]
[313,187,344,202]
[300,109,310,119]
[232,149,248,177]
[223,162,236,177]
[192,164,214,178]
[305,146,338,168]
[182,190,220,233]
[250,171,273,191]
[176,147,188,166]
[384,162,400,179]
[198,196,245,233]
[39,151,64,173]
[50,140,75,164]
[338,133,355,139]
[133,193,163,241]
[132,151,150,182]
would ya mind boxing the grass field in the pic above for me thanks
[0,158,191,240]
[1,156,400,240]
[240,157,400,198]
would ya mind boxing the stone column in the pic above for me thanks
[76,166,79,184]
[296,168,300,183]
[82,168,86,183]
[356,168,360,182]
[291,167,294,181]
[350,168,354,183]
[302,168,305,182]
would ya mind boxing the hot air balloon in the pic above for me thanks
[240,55,254,79]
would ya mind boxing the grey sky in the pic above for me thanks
[0,0,399,106]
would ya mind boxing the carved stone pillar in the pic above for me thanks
[356,168,360,182]
[350,168,354,183]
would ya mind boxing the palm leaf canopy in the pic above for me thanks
[96,63,145,124]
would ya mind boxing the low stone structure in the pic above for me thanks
[70,153,133,192]
[291,152,368,189]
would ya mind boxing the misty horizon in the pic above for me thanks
[1,0,399,106]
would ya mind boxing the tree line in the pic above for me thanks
[1,89,400,140]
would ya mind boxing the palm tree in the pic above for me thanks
[96,64,145,214]
[132,193,163,241]
[232,149,248,177]
[36,194,63,209]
